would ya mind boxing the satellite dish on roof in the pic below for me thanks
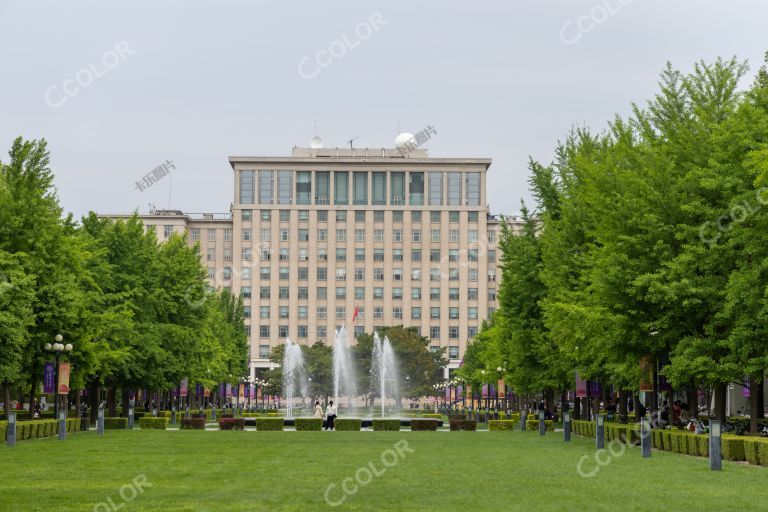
[310,136,323,149]
[395,132,415,149]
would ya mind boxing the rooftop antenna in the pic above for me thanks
[347,136,361,150]
[397,120,401,134]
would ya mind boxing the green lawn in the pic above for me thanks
[1,430,767,511]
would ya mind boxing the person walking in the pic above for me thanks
[324,400,337,431]
[314,401,323,419]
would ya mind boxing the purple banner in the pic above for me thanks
[219,384,224,397]
[245,385,250,398]
[195,383,203,395]
[742,377,751,398]
[589,381,600,397]
[226,384,232,398]
[43,362,55,394]
[481,384,488,398]
[171,387,177,398]
[457,385,464,397]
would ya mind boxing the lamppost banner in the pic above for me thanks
[575,372,588,398]
[43,362,55,394]
[180,379,188,398]
[57,362,71,395]
[203,387,210,398]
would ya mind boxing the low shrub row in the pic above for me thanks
[180,418,206,430]
[489,420,516,431]
[104,417,128,429]
[572,420,596,437]
[605,424,640,445]
[295,418,322,431]
[255,418,284,431]
[449,419,477,431]
[410,419,439,431]
[448,414,467,421]
[372,419,401,431]
[525,419,555,432]
[2,418,81,443]
[219,418,245,430]
[420,414,442,420]
[139,417,168,430]
[335,419,362,431]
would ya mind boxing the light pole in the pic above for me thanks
[481,370,489,411]
[44,334,72,419]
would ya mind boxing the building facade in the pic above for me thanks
[107,145,522,379]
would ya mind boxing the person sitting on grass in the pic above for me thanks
[324,400,337,431]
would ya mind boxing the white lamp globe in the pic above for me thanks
[44,343,52,351]
[65,343,73,352]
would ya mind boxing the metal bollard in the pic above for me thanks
[7,412,16,447]
[641,417,651,458]
[596,414,605,449]
[58,411,67,440]
[564,411,571,442]
[709,420,722,471]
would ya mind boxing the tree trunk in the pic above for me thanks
[686,384,697,420]
[618,390,628,423]
[3,382,11,418]
[107,387,117,417]
[574,397,581,420]
[750,375,763,434]
[758,380,765,420]
[89,381,99,423]
[27,367,38,419]
[75,389,81,418]
[544,388,554,412]
[121,388,130,417]
[714,383,727,423]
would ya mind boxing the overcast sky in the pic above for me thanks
[1,0,766,219]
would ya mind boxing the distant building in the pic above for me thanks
[103,143,523,379]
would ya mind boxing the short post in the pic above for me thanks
[211,407,217,421]
[709,420,722,471]
[185,404,190,419]
[7,412,16,448]
[641,417,651,458]
[596,414,605,449]
[152,407,158,417]
[97,407,105,436]
[520,411,527,432]
[539,410,545,436]
[564,411,571,442]
[170,406,176,425]
[58,411,67,440]
[128,407,134,429]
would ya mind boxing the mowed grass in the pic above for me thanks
[1,430,767,511]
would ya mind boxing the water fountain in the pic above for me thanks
[371,333,400,417]
[282,337,308,419]
[332,326,358,408]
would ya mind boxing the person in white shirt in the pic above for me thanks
[324,400,337,430]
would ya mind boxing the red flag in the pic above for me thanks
[352,304,359,323]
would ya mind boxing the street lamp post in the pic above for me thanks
[44,334,73,419]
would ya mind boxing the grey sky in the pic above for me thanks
[1,0,766,219]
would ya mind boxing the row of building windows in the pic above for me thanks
[226,285,497,301]
[197,227,491,244]
[238,209,486,224]
[249,324,478,343]
[249,305,483,320]
[253,342,462,359]
[239,171,482,207]
[209,265,498,282]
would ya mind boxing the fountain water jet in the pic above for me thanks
[332,326,358,408]
[372,333,400,417]
[282,337,308,419]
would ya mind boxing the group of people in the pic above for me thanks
[313,400,337,430]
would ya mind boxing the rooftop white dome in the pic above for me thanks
[394,132,415,149]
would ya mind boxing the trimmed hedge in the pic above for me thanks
[2,419,75,442]
[449,419,477,431]
[256,418,284,431]
[372,419,401,431]
[104,417,128,429]
[489,420,515,432]
[410,419,438,431]
[334,419,361,431]
[448,414,467,421]
[139,417,168,430]
[295,418,323,431]
[525,419,554,432]
[722,436,745,461]
[421,414,442,420]
[219,418,245,430]
[181,418,206,430]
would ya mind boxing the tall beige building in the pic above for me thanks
[109,145,523,379]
